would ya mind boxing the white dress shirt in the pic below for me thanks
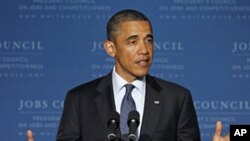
[112,67,146,136]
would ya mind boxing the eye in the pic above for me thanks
[129,40,137,45]
[145,38,153,44]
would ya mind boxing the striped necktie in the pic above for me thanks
[120,84,136,136]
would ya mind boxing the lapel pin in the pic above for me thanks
[154,100,160,104]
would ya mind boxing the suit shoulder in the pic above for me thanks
[150,76,194,105]
[67,77,103,96]
[152,76,190,93]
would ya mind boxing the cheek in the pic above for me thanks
[149,47,154,53]
[117,52,133,64]
[116,47,137,63]
[121,49,136,59]
[124,55,134,65]
[149,49,154,58]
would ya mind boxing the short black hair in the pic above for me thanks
[107,9,152,41]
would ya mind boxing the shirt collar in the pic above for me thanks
[112,67,146,94]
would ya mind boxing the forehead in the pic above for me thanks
[117,21,152,37]
[119,21,152,31]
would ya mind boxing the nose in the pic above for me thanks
[138,41,149,55]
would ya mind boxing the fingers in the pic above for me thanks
[215,121,223,136]
[213,121,231,141]
[27,130,34,141]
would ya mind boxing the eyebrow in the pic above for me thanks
[146,34,154,40]
[126,35,138,42]
[126,33,154,42]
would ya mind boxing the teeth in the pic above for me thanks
[138,61,147,65]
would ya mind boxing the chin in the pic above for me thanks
[135,70,149,77]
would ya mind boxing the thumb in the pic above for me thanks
[27,130,34,141]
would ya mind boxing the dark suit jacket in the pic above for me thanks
[56,73,200,141]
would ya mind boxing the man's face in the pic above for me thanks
[109,21,154,82]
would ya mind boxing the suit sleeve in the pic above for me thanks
[56,92,81,141]
[177,90,201,141]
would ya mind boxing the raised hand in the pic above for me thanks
[212,121,230,141]
[27,130,34,141]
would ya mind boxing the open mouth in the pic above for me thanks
[135,58,150,67]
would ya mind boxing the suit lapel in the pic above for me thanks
[95,73,117,131]
[140,75,163,140]
[94,73,163,139]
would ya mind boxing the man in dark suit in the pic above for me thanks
[55,9,200,141]
[26,9,230,141]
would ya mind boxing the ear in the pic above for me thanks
[104,40,116,58]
